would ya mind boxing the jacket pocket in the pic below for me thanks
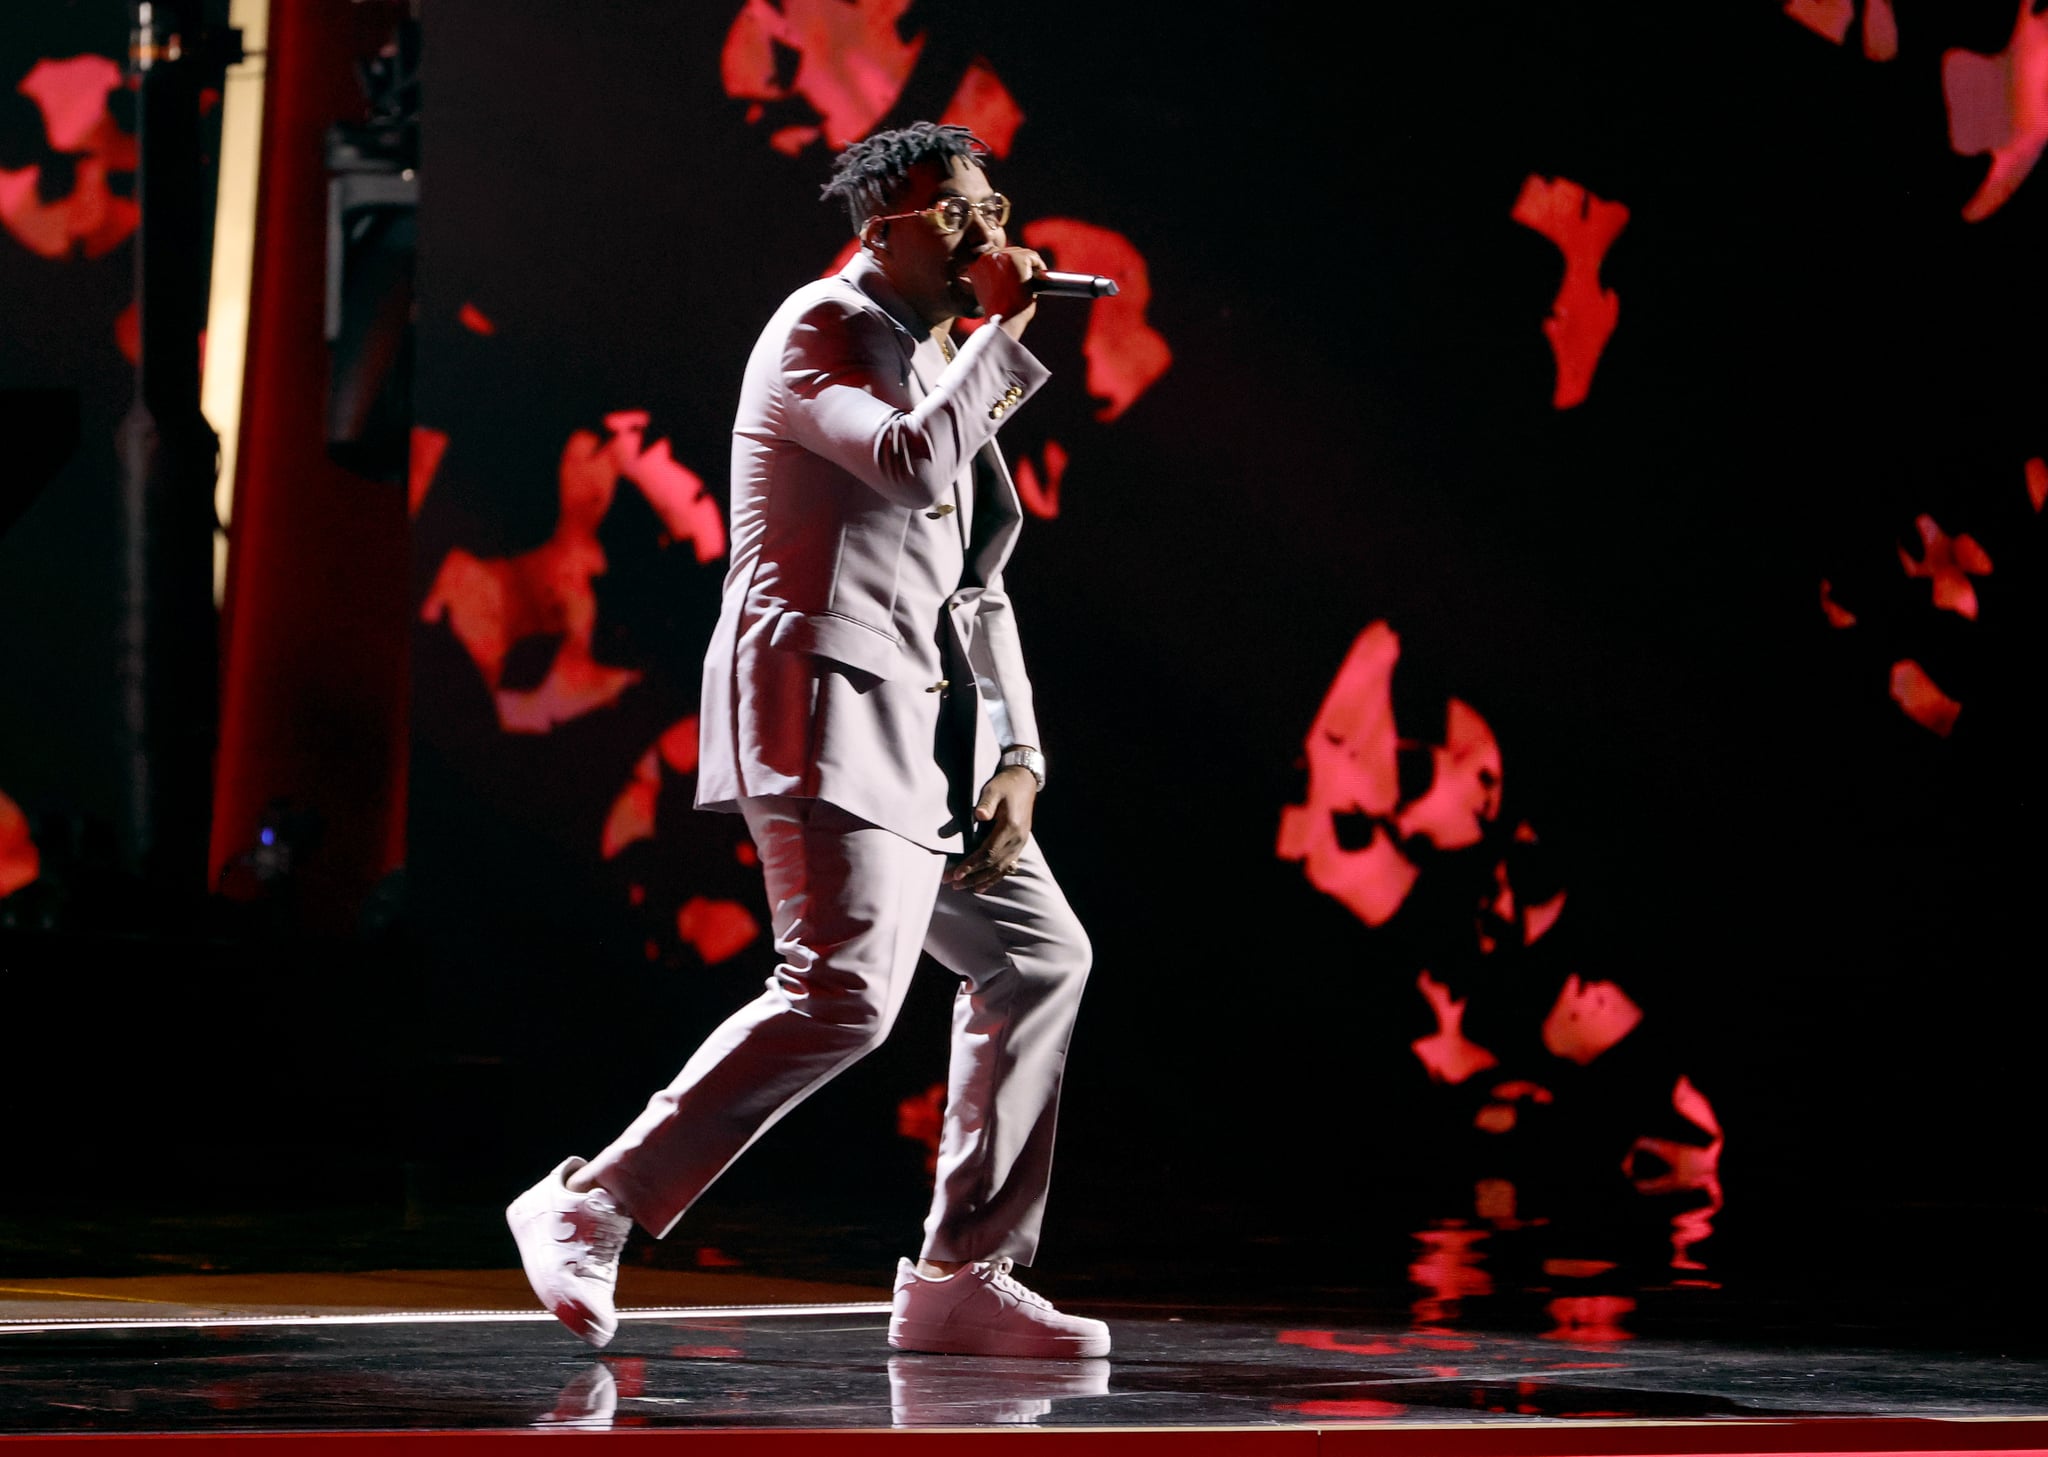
[768,609,903,682]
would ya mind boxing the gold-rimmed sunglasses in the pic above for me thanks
[865,193,1012,237]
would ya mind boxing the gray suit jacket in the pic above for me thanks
[696,251,1050,852]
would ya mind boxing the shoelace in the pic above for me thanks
[978,1257,1049,1309]
[574,1206,628,1276]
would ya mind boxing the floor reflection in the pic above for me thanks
[1400,1174,1733,1346]
[888,1354,1111,1426]
[2,1305,2045,1435]
[535,1362,616,1428]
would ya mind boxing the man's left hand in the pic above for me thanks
[944,766,1037,893]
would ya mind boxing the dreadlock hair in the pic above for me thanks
[820,121,990,235]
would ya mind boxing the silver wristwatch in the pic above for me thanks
[999,745,1047,791]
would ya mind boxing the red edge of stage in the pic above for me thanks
[0,1420,2044,1455]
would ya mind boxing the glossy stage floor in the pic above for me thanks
[3,1265,2046,1455]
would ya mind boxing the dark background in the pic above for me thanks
[405,0,2048,1270]
[3,0,2044,1314]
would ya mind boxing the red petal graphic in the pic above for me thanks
[1862,0,1898,61]
[602,749,663,861]
[1672,1075,1722,1140]
[1277,1401,1408,1417]
[896,1080,944,1174]
[1475,1177,1519,1225]
[1820,577,1857,628]
[1624,1076,1724,1269]
[1394,698,1501,850]
[1278,1328,1401,1357]
[658,716,700,774]
[1410,1227,1492,1323]
[1626,1110,1720,1190]
[2026,457,2047,513]
[1486,858,1515,923]
[1943,1,2048,221]
[1289,622,1402,818]
[0,789,39,899]
[1524,891,1566,945]
[676,896,760,964]
[607,411,728,564]
[28,56,122,149]
[606,1358,648,1398]
[0,56,138,260]
[1889,658,1961,735]
[603,715,701,859]
[408,425,448,519]
[1278,623,1417,924]
[1019,218,1171,422]
[720,0,924,152]
[1541,974,1642,1065]
[1013,438,1067,520]
[1510,175,1628,410]
[1781,0,1897,59]
[1783,0,1854,43]
[1543,1258,1617,1278]
[1898,513,1992,620]
[1479,844,1566,951]
[939,58,1024,157]
[1543,1295,1635,1343]
[420,418,723,734]
[1412,971,1499,1085]
[115,297,139,365]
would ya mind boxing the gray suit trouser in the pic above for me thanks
[584,795,1092,1264]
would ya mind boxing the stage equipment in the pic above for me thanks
[1029,270,1119,298]
[115,0,236,906]
[0,388,80,542]
[324,13,420,484]
[216,797,326,904]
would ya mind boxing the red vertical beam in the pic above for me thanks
[209,0,410,928]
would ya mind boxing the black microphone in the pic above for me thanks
[1029,271,1119,299]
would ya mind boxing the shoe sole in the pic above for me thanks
[889,1318,1110,1359]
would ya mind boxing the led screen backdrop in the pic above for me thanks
[409,0,2043,1309]
[0,8,154,883]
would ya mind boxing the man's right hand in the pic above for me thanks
[962,247,1043,340]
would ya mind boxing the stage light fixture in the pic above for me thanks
[324,11,420,484]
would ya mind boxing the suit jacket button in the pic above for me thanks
[927,502,955,517]
[1004,385,1023,401]
[927,679,950,693]
[990,403,1007,419]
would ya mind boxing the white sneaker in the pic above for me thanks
[535,1363,618,1428]
[507,1156,632,1347]
[888,1257,1111,1359]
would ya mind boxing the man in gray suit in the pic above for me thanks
[508,122,1106,1361]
